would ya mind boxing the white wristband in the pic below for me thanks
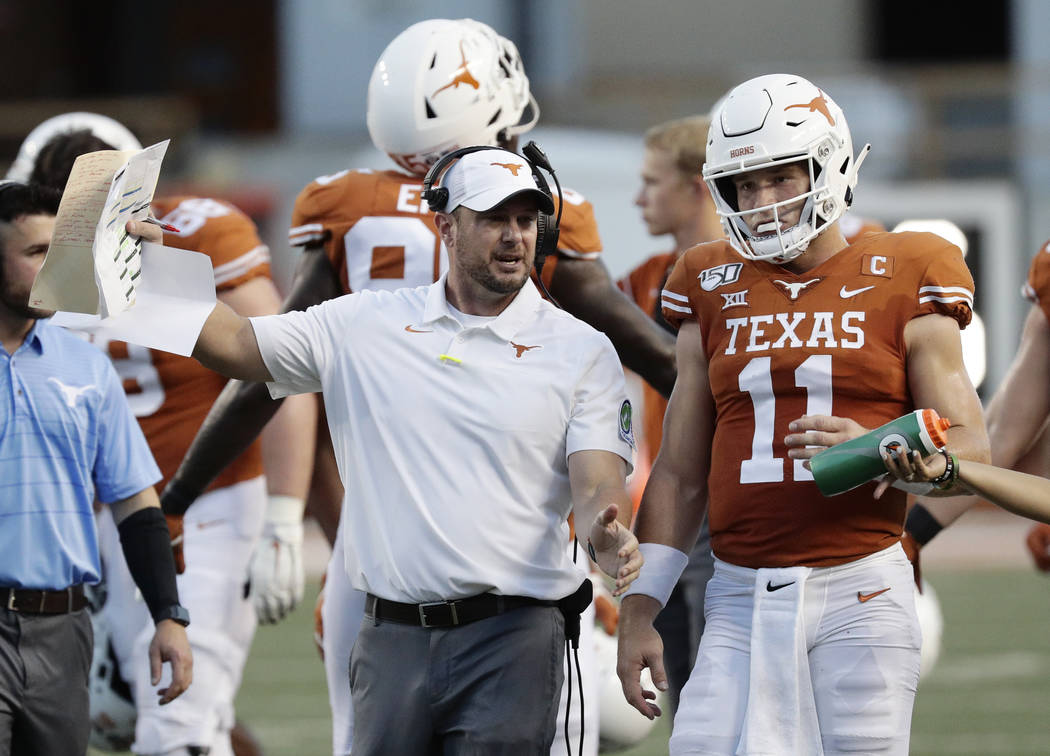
[266,494,306,523]
[621,543,689,608]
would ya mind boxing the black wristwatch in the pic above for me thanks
[155,604,191,627]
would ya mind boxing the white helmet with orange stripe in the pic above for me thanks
[704,74,870,265]
[366,18,539,176]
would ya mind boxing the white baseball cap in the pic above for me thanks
[439,148,555,214]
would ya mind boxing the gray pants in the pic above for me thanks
[351,604,565,755]
[0,607,92,756]
[654,516,715,717]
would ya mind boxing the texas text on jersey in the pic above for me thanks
[96,196,271,491]
[287,168,602,295]
[661,231,974,568]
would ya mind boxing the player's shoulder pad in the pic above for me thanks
[293,169,381,223]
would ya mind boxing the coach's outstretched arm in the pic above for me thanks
[567,449,642,594]
[191,300,273,383]
[161,246,342,515]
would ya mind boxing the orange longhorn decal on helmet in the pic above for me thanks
[785,92,836,126]
[431,40,481,97]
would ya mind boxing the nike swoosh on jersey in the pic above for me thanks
[766,580,795,592]
[857,587,891,603]
[840,285,876,298]
[404,325,433,334]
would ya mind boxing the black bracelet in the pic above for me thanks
[904,502,943,547]
[930,449,957,490]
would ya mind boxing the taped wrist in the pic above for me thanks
[905,503,944,547]
[620,543,689,607]
[117,507,182,623]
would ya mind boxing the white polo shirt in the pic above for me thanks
[251,275,634,603]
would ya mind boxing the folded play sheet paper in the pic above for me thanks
[50,242,216,357]
[30,140,168,318]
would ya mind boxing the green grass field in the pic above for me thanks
[96,568,1050,755]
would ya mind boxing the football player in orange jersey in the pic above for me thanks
[160,18,673,756]
[618,115,722,720]
[894,235,1050,576]
[619,116,886,722]
[616,74,989,755]
[11,114,317,756]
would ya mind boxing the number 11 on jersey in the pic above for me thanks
[739,354,832,484]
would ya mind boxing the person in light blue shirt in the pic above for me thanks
[0,181,192,756]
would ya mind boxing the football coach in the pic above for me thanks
[118,146,642,755]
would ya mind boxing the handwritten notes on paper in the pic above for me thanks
[29,140,169,317]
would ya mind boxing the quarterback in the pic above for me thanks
[616,74,990,755]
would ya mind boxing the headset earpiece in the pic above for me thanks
[421,145,496,213]
[421,185,449,212]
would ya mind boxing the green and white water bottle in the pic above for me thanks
[809,408,951,497]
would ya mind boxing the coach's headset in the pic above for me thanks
[421,142,564,303]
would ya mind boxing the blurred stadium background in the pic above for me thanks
[9,0,1045,753]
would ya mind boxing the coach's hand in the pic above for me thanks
[249,495,306,623]
[617,594,666,719]
[125,218,163,245]
[151,620,193,705]
[587,504,642,596]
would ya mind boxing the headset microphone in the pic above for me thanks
[521,141,563,294]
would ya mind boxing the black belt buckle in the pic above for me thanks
[418,600,459,627]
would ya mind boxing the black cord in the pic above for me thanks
[575,642,585,756]
[563,637,572,756]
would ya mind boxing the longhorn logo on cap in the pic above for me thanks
[490,162,525,176]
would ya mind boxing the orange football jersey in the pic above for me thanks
[839,213,886,244]
[661,232,974,568]
[1023,238,1050,324]
[94,196,270,493]
[288,168,602,294]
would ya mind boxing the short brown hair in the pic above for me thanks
[643,115,711,180]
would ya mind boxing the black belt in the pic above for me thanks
[1,585,87,614]
[365,592,557,628]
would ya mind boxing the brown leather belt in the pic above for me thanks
[1,585,87,614]
[365,592,556,628]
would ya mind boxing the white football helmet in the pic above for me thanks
[593,630,659,752]
[87,608,137,751]
[366,18,539,176]
[6,112,141,182]
[704,73,870,264]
